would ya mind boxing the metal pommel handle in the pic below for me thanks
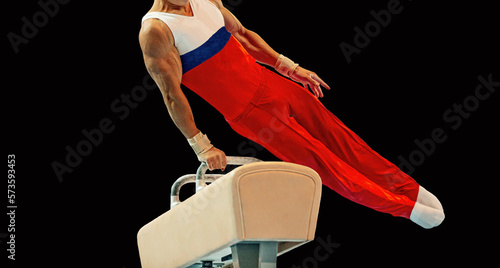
[195,156,262,193]
[170,157,262,209]
[170,174,222,209]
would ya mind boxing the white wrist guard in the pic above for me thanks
[187,132,214,155]
[275,54,299,77]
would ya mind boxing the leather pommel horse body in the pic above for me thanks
[137,157,322,268]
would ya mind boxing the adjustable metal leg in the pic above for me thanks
[231,243,259,268]
[259,242,278,268]
[231,242,278,268]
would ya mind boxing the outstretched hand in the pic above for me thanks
[290,67,331,98]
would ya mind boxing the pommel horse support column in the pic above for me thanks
[137,157,322,268]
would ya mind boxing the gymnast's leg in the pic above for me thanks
[229,70,444,228]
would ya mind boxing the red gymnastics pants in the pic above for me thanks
[227,68,420,219]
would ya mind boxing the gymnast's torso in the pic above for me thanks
[142,0,265,120]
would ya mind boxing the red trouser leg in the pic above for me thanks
[280,76,420,201]
[228,70,419,218]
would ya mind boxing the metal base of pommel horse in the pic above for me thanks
[137,157,322,268]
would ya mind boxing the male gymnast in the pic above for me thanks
[139,0,445,228]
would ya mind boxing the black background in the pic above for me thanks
[4,0,499,267]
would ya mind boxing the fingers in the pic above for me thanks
[204,149,227,171]
[308,74,324,98]
[291,68,331,98]
[220,153,227,171]
[310,74,331,90]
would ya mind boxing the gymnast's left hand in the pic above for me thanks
[290,67,331,98]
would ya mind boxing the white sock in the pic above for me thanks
[410,202,445,229]
[417,186,443,211]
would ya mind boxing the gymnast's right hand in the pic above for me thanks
[198,147,227,171]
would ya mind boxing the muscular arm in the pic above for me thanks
[139,20,199,139]
[211,0,330,97]
[139,19,227,170]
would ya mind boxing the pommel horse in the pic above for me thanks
[137,157,322,267]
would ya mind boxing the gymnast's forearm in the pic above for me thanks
[161,85,200,140]
[148,67,199,139]
[235,28,280,67]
